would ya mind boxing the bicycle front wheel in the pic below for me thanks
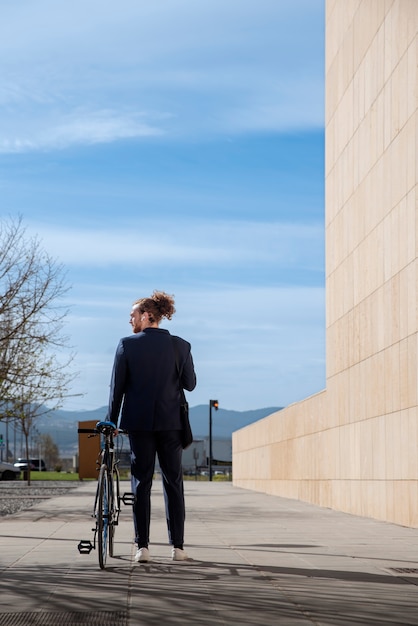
[97,464,110,569]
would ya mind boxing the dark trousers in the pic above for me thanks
[129,430,185,547]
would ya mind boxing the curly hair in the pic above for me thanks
[133,290,176,325]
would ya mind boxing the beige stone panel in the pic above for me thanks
[385,479,396,522]
[393,340,402,412]
[406,183,417,257]
[400,408,413,478]
[340,422,361,478]
[325,171,336,225]
[372,350,386,416]
[324,1,339,56]
[408,480,418,528]
[321,428,340,479]
[397,51,410,133]
[354,359,369,423]
[388,2,418,78]
[382,279,392,349]
[371,415,386,479]
[406,37,417,121]
[392,131,411,210]
[406,334,418,408]
[352,244,360,308]
[389,209,401,279]
[345,364,359,424]
[353,302,362,365]
[337,368,351,426]
[318,480,333,508]
[390,481,410,526]
[358,298,371,361]
[405,195,416,269]
[353,71,365,157]
[326,321,336,378]
[364,25,383,113]
[382,213,393,282]
[375,285,386,353]
[383,345,394,413]
[399,266,409,341]
[325,117,335,177]
[392,273,401,345]
[384,412,398,480]
[385,3,404,84]
[365,353,378,418]
[345,255,355,317]
[374,480,389,521]
[353,0,384,76]
[359,417,374,479]
[383,71,393,151]
[345,308,354,368]
[390,57,402,140]
[399,338,410,410]
[375,89,386,160]
[398,198,409,274]
[406,116,417,193]
[416,189,418,255]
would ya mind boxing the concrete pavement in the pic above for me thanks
[1,479,418,625]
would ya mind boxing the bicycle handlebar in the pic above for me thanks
[78,421,122,435]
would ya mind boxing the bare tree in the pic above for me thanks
[0,216,77,482]
[36,433,60,471]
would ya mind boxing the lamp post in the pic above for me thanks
[208,399,219,481]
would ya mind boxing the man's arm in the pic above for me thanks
[106,340,127,425]
[181,349,197,392]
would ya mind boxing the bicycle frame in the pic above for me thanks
[77,421,134,569]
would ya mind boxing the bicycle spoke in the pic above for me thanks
[97,465,109,569]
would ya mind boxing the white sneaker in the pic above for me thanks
[134,547,151,562]
[171,547,189,561]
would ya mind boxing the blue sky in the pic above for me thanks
[1,0,325,412]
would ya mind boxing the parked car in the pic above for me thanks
[13,458,47,472]
[0,460,21,480]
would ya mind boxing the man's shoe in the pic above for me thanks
[134,547,150,562]
[171,547,189,561]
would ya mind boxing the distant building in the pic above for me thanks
[181,438,232,472]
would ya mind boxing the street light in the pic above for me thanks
[209,399,219,481]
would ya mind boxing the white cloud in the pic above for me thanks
[0,109,163,153]
[0,0,324,151]
[26,219,323,270]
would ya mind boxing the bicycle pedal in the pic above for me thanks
[121,492,135,506]
[78,540,94,554]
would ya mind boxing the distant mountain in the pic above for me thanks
[1,405,282,458]
[186,405,282,439]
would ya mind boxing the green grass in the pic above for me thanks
[27,469,132,481]
[27,471,81,481]
[26,470,231,482]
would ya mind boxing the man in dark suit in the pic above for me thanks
[106,291,196,562]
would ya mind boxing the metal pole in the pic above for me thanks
[209,402,213,481]
[5,418,9,462]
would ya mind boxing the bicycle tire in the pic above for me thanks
[97,464,109,569]
[108,472,116,557]
[110,464,122,557]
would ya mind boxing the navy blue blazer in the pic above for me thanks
[106,327,196,432]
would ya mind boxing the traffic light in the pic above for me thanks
[210,400,219,410]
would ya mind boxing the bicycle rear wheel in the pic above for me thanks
[97,464,110,569]
[108,467,120,558]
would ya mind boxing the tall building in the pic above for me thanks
[233,0,418,527]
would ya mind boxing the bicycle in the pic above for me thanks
[77,421,134,569]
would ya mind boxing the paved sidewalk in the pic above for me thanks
[1,480,418,625]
